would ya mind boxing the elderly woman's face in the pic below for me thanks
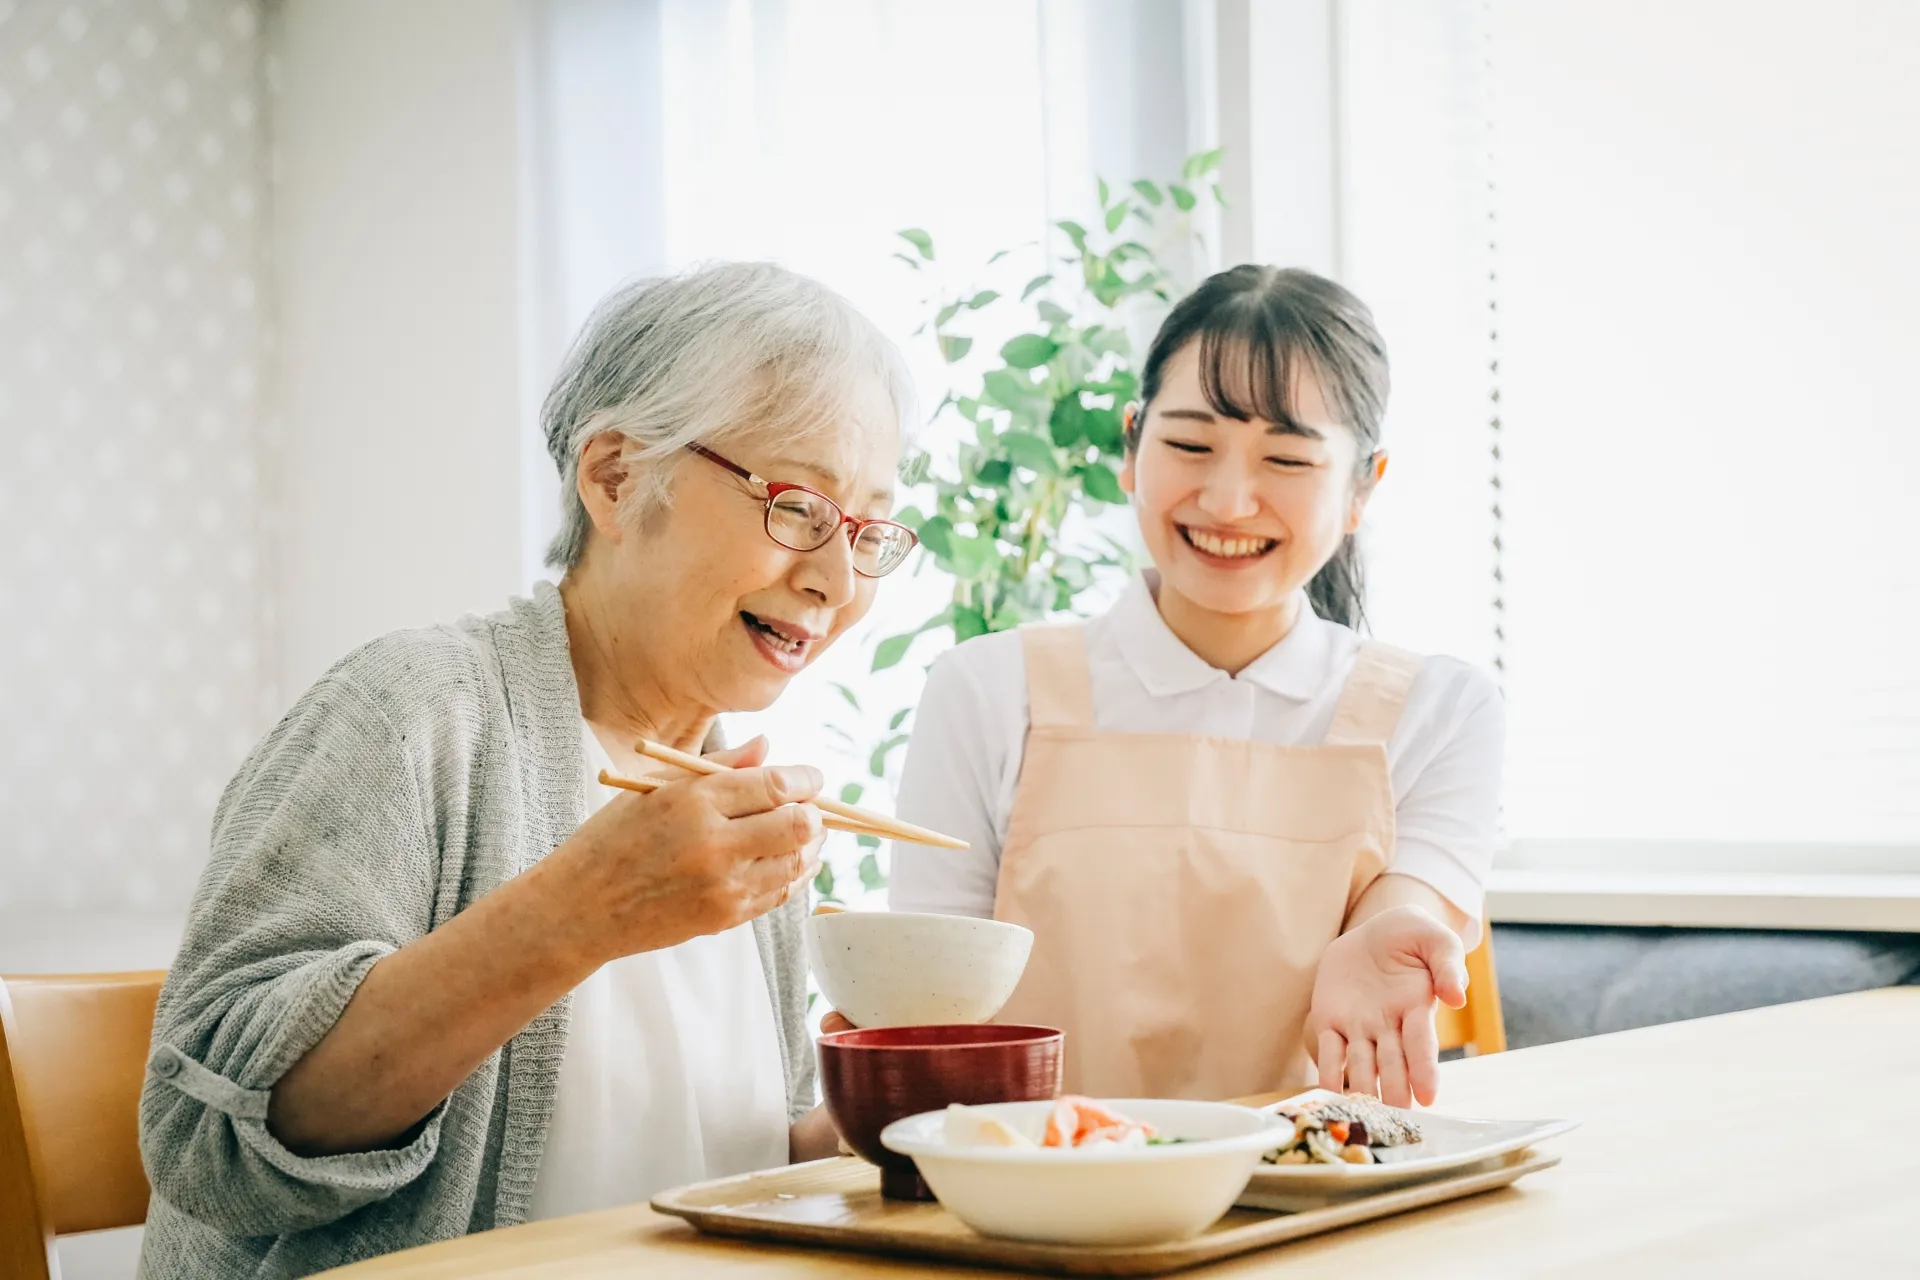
[589,385,903,714]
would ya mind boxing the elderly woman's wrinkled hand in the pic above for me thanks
[541,746,827,966]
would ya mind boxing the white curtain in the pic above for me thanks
[1340,0,1920,870]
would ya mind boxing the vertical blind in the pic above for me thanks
[1347,0,1920,862]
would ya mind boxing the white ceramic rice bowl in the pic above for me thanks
[880,1098,1291,1247]
[806,910,1033,1029]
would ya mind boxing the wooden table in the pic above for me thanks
[324,989,1920,1277]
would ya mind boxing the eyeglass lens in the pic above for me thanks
[765,489,913,576]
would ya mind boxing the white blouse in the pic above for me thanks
[889,573,1505,924]
[525,725,791,1220]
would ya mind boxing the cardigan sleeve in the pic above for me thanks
[139,668,450,1237]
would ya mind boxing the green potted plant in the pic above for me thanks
[813,151,1225,905]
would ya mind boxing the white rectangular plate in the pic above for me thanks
[1239,1090,1578,1212]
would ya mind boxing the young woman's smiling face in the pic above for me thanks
[1121,340,1378,623]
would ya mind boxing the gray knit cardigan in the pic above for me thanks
[136,582,815,1278]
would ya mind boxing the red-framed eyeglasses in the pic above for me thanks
[687,443,918,579]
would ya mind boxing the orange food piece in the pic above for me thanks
[1041,1096,1156,1148]
[1327,1121,1350,1144]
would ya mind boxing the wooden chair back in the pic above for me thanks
[1434,931,1507,1056]
[0,971,164,1280]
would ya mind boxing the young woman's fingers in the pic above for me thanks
[1315,1029,1348,1093]
[1345,1035,1379,1100]
[1374,1028,1412,1108]
[1401,1004,1442,1107]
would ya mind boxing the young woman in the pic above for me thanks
[888,265,1503,1109]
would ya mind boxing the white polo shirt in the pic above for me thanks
[888,572,1504,924]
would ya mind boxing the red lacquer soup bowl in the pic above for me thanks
[818,1023,1065,1200]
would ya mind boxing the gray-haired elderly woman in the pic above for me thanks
[137,263,917,1277]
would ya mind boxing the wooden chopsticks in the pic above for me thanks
[596,738,971,852]
[596,768,899,843]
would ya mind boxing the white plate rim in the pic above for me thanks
[1245,1091,1579,1181]
[880,1098,1292,1164]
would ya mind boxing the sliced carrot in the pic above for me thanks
[1327,1121,1351,1144]
[1041,1096,1155,1147]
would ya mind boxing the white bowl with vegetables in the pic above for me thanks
[879,1096,1293,1246]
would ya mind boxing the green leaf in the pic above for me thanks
[986,248,1011,264]
[1104,203,1128,233]
[1005,432,1059,475]
[1213,182,1228,208]
[1132,179,1164,206]
[1097,176,1111,207]
[872,632,918,672]
[1036,300,1071,326]
[982,368,1043,414]
[813,862,836,899]
[938,333,974,363]
[1057,220,1090,253]
[891,252,922,270]
[1080,462,1127,504]
[858,850,885,888]
[888,707,912,731]
[1049,395,1088,448]
[936,300,963,327]
[954,604,989,642]
[916,514,954,558]
[1055,554,1093,591]
[955,397,981,422]
[1021,273,1054,301]
[975,458,1012,486]
[968,290,1000,309]
[1169,182,1197,212]
[829,682,860,711]
[1183,146,1225,181]
[897,227,935,260]
[1084,405,1126,454]
[946,534,1000,578]
[1000,334,1060,369]
[840,781,866,804]
[869,733,910,778]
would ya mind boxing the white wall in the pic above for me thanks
[0,0,276,935]
[268,0,530,704]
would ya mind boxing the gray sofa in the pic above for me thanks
[1492,925,1920,1050]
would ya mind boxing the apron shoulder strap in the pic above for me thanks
[1323,640,1425,745]
[1019,623,1095,729]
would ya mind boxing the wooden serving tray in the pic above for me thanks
[652,1148,1560,1277]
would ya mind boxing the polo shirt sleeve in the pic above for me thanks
[887,634,1027,919]
[1386,657,1506,936]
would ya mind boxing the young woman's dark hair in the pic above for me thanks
[1129,265,1390,630]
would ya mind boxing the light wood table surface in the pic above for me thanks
[323,989,1920,1278]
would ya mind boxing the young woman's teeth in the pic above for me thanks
[1184,528,1274,559]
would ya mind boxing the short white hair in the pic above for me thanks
[540,261,917,569]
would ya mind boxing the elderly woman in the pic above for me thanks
[137,263,917,1277]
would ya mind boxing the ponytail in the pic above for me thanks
[1307,533,1366,632]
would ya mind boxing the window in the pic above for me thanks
[1337,0,1920,917]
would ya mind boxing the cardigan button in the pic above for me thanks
[151,1048,182,1078]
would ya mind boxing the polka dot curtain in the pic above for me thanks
[0,0,274,913]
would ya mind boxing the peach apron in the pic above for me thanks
[991,623,1420,1100]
